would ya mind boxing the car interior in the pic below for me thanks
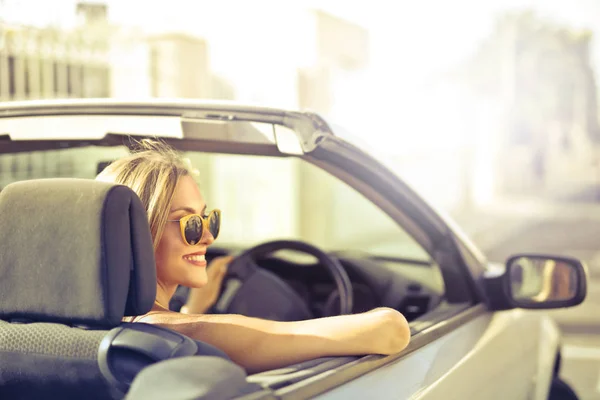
[0,141,452,398]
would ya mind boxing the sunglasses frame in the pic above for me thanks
[167,209,221,245]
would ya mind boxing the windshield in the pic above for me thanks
[0,145,431,263]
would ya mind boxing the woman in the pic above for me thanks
[96,139,411,373]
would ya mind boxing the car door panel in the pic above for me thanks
[521,311,561,400]
[313,309,554,400]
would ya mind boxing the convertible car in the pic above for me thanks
[0,99,588,399]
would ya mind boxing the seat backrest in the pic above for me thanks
[0,178,158,399]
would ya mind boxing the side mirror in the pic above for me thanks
[506,254,587,309]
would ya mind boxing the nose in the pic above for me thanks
[200,227,215,246]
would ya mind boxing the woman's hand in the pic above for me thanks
[181,255,233,314]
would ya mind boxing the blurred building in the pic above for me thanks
[0,2,113,186]
[0,24,110,100]
[0,1,117,101]
[461,12,600,202]
[295,10,370,242]
[0,1,239,187]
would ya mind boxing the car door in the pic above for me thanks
[309,308,528,400]
[405,309,556,400]
[296,248,559,400]
[275,306,557,400]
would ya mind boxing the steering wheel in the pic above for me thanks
[212,240,353,321]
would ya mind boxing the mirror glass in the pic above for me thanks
[508,256,579,303]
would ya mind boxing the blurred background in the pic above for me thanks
[1,0,600,397]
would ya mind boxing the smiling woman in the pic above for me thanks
[95,139,411,373]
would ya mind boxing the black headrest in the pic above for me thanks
[0,178,156,327]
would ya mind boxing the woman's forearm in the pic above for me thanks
[140,308,410,373]
[286,308,411,358]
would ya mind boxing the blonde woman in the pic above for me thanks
[96,140,411,374]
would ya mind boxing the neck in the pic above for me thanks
[155,281,177,310]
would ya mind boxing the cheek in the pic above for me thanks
[154,227,186,279]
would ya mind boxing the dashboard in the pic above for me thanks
[256,252,443,320]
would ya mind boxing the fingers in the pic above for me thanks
[208,255,233,274]
[213,257,233,287]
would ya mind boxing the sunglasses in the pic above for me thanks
[167,209,221,246]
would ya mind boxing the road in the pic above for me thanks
[458,204,600,399]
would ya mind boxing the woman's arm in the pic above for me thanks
[138,307,410,374]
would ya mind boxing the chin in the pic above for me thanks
[185,273,208,288]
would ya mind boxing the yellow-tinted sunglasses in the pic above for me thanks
[167,209,221,245]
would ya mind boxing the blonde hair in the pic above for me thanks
[96,139,195,250]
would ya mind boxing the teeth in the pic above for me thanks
[184,255,205,262]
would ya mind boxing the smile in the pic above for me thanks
[183,254,206,266]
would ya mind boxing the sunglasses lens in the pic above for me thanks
[208,211,220,239]
[184,215,203,245]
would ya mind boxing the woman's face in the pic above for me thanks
[155,175,215,289]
